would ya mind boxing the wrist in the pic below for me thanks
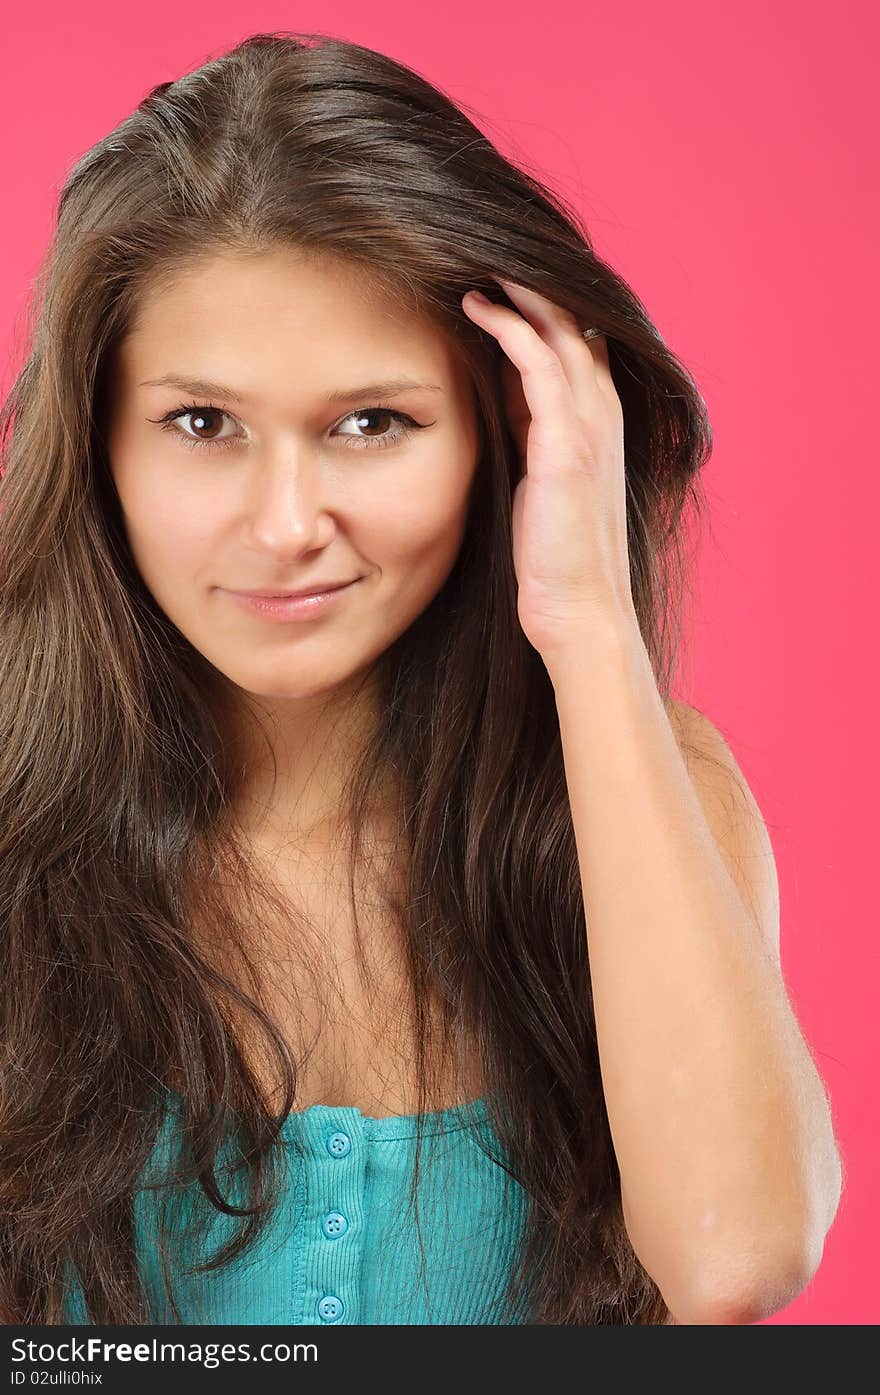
[539,606,648,691]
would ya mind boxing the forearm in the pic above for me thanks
[545,617,839,1324]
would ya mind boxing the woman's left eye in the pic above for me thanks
[147,402,428,454]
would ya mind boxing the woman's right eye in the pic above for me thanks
[148,403,240,453]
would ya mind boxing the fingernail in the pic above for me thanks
[466,290,490,305]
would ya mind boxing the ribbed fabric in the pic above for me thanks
[63,1092,533,1325]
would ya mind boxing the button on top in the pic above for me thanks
[326,1130,352,1158]
[317,1294,345,1322]
[321,1210,349,1238]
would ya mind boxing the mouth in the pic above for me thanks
[231,578,359,599]
[223,577,363,622]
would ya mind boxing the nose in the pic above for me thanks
[241,445,335,555]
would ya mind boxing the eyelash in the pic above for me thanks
[147,401,428,454]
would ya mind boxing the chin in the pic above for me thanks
[231,662,364,701]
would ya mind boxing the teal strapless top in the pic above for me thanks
[63,1092,533,1325]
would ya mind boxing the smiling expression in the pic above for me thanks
[103,247,481,701]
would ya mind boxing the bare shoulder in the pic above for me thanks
[665,699,782,969]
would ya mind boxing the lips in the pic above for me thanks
[223,577,363,623]
[232,580,356,599]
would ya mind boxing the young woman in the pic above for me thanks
[0,30,841,1327]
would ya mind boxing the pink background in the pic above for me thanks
[1,1,875,1325]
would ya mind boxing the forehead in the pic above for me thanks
[118,248,459,388]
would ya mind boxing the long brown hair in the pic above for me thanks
[0,30,713,1324]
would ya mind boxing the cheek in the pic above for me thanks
[365,460,475,577]
[114,467,215,591]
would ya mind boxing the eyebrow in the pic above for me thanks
[138,374,444,404]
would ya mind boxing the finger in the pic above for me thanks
[461,289,589,475]
[492,277,615,416]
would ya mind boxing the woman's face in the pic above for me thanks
[105,248,480,701]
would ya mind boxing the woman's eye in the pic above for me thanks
[148,403,428,454]
[333,407,420,449]
[149,404,240,453]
